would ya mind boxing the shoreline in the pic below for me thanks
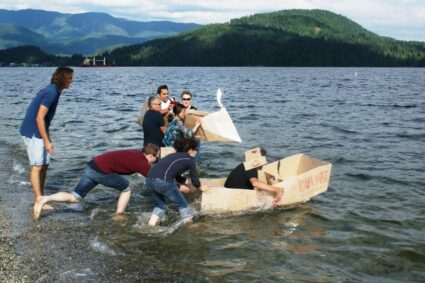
[0,200,28,282]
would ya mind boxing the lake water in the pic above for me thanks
[0,67,424,282]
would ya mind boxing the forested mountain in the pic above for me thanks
[0,45,82,66]
[108,9,425,66]
[0,9,201,54]
[0,24,48,49]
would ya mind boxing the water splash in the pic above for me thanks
[90,208,106,221]
[13,161,25,174]
[59,268,97,281]
[89,237,116,256]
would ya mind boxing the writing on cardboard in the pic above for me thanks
[298,170,330,193]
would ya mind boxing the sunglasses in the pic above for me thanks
[182,98,191,101]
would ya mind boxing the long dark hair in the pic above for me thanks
[174,137,198,152]
[172,103,186,116]
[51,67,73,91]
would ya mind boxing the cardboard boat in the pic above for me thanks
[198,153,332,215]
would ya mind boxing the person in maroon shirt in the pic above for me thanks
[33,144,159,220]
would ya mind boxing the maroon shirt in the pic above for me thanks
[91,149,150,176]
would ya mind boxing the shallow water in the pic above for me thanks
[0,67,424,282]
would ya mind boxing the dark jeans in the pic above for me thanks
[73,165,130,199]
[146,177,192,218]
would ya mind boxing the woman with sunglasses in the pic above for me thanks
[181,90,197,110]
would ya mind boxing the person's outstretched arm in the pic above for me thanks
[250,178,284,206]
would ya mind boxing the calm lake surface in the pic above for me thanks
[0,67,424,282]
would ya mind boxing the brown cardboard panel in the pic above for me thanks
[243,156,267,171]
[160,147,176,159]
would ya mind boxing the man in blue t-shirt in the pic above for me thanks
[19,67,74,219]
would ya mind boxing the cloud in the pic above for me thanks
[0,0,424,40]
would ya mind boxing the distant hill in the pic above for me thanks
[0,45,82,66]
[109,9,425,66]
[0,24,48,49]
[0,9,201,54]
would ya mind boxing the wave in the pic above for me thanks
[392,104,418,108]
[104,125,130,133]
[396,249,425,263]
[395,132,425,139]
[345,173,373,180]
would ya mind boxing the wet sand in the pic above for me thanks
[0,183,191,282]
[0,201,26,282]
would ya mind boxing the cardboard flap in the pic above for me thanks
[160,147,176,158]
[184,110,208,129]
[244,147,262,160]
[201,108,242,143]
[243,156,267,171]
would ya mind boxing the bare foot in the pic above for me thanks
[42,204,55,210]
[33,197,47,220]
[112,214,127,222]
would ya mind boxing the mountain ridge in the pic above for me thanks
[0,9,201,54]
[1,9,424,66]
[107,9,425,66]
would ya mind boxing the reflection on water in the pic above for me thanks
[0,67,424,281]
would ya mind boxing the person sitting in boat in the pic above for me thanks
[224,147,284,206]
[146,137,208,226]
[162,103,201,147]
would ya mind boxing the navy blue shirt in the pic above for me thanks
[19,84,61,138]
[142,109,164,147]
[148,152,200,188]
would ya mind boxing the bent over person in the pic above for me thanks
[34,144,159,220]
[19,67,74,218]
[146,138,207,226]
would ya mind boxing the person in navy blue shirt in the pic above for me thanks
[19,67,74,219]
[146,137,208,226]
[142,96,166,147]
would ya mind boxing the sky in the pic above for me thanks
[1,0,424,41]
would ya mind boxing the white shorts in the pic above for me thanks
[22,136,50,166]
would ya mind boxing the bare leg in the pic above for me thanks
[30,165,43,200]
[39,165,55,210]
[116,189,131,214]
[33,192,79,220]
[39,165,48,195]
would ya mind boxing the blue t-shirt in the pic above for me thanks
[19,84,61,138]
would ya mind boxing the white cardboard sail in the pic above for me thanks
[187,89,241,143]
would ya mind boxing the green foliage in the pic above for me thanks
[108,9,425,66]
[1,9,425,66]
[0,45,83,66]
